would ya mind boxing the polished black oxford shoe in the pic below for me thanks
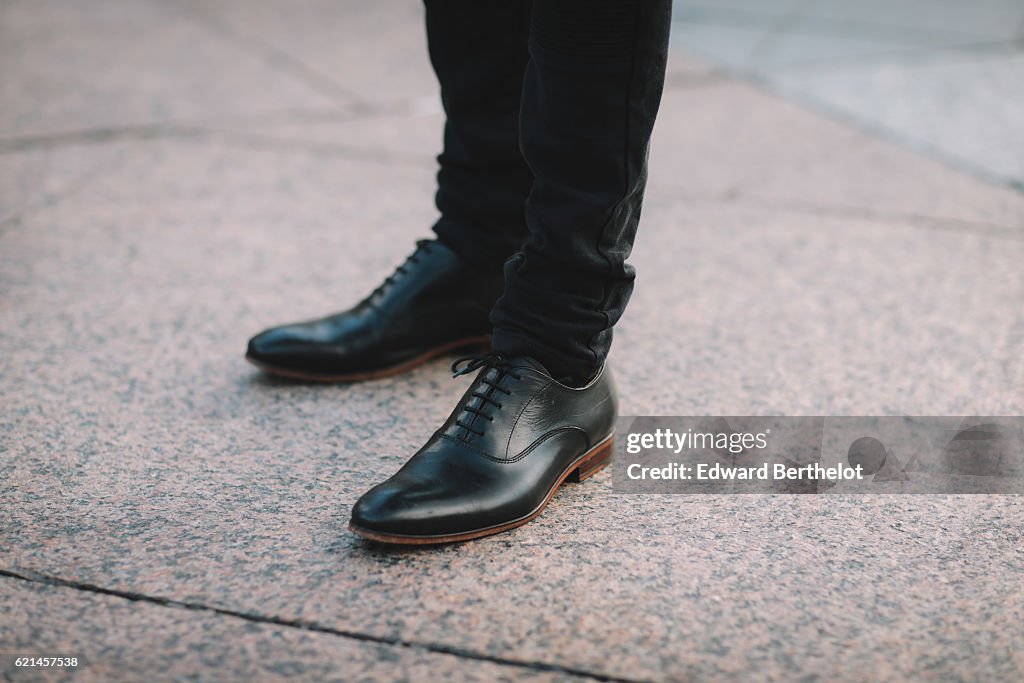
[246,240,500,381]
[349,353,617,544]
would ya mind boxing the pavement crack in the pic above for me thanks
[0,124,186,153]
[0,124,432,168]
[0,567,650,683]
[647,186,1024,240]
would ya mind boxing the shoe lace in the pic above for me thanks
[366,239,433,303]
[450,353,523,440]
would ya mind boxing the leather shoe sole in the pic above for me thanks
[348,433,613,544]
[245,335,491,383]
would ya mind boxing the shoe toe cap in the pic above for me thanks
[350,482,415,533]
[246,327,285,360]
[351,475,476,537]
[246,325,328,367]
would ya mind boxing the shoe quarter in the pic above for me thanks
[504,377,578,461]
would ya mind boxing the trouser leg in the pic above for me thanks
[490,0,672,382]
[424,0,534,274]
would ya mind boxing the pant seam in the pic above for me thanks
[585,0,644,370]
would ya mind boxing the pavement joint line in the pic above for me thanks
[0,124,199,154]
[738,196,1024,241]
[645,190,1024,241]
[0,125,433,169]
[161,0,365,107]
[0,567,652,683]
[188,129,435,167]
[0,94,426,155]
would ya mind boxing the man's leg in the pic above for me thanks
[350,0,671,544]
[425,0,533,274]
[491,0,672,384]
[246,1,533,382]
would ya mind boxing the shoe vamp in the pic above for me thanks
[387,433,587,529]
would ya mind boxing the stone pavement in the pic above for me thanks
[672,0,1024,189]
[1,2,1022,682]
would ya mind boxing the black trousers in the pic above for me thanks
[426,0,671,382]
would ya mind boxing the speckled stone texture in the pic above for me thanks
[0,579,580,683]
[2,1,1023,682]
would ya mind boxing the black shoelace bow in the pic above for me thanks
[367,239,433,302]
[450,353,523,440]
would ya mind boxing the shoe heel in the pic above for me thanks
[569,438,613,483]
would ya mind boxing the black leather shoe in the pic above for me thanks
[246,240,500,381]
[349,353,617,544]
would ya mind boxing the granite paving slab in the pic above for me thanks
[771,49,1024,185]
[621,199,1024,417]
[4,1,1023,678]
[2,140,1022,681]
[651,82,1024,231]
[669,0,1024,191]
[170,0,438,107]
[0,578,584,682]
[0,0,339,140]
